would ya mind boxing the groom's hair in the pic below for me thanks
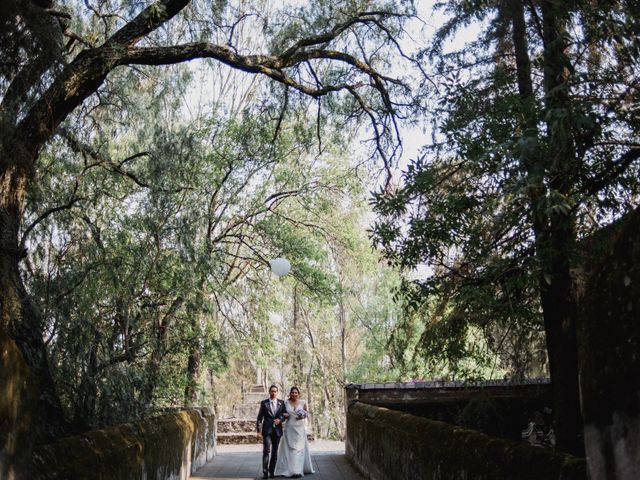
[269,385,278,392]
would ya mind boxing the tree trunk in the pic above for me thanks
[291,284,303,386]
[339,295,347,384]
[142,296,183,408]
[1,161,69,476]
[185,313,201,406]
[184,348,201,406]
[508,0,583,455]
[72,329,100,430]
[539,0,583,456]
[144,323,164,409]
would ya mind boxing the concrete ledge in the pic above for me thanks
[345,379,551,407]
[346,402,585,480]
[31,408,215,479]
[345,378,550,390]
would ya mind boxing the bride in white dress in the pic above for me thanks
[274,387,315,478]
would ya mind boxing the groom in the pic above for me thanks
[256,385,286,479]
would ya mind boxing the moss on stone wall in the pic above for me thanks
[31,408,215,479]
[347,401,586,480]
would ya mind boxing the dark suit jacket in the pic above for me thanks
[256,398,286,436]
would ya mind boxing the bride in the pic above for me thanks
[274,386,315,478]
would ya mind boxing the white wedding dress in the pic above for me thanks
[274,400,315,477]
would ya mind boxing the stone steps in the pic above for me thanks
[217,419,256,433]
[217,431,314,445]
[217,385,311,445]
[233,404,260,419]
[217,385,265,445]
[243,392,267,403]
[217,432,261,445]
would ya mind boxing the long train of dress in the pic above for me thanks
[274,400,315,477]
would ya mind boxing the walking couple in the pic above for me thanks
[256,385,314,479]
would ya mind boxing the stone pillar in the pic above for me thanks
[579,208,640,480]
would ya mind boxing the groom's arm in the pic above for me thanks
[256,402,264,433]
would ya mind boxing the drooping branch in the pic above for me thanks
[118,44,393,96]
[59,128,194,193]
[19,196,83,253]
[277,10,406,60]
[583,147,640,197]
[12,0,191,163]
[13,3,403,170]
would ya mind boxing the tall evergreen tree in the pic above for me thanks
[373,0,639,455]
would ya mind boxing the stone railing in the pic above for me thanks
[346,402,586,480]
[31,408,215,479]
[345,380,554,442]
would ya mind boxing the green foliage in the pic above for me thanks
[25,58,331,424]
[373,0,639,383]
[23,44,408,434]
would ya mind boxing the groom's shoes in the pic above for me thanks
[262,473,269,479]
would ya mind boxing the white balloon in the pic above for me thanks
[270,257,291,276]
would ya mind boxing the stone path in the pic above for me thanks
[190,440,363,480]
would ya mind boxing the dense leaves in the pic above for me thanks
[0,2,423,458]
[372,0,639,453]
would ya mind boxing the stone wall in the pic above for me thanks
[346,402,585,480]
[345,380,553,442]
[31,408,215,479]
[579,207,640,480]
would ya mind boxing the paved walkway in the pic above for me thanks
[190,440,363,480]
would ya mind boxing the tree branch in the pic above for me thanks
[105,0,190,47]
[19,196,83,252]
[12,0,401,171]
[583,147,640,197]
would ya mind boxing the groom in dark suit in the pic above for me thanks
[256,385,286,479]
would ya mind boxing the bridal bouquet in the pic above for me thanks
[294,408,308,420]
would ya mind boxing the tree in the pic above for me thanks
[26,99,305,426]
[1,0,415,473]
[373,0,639,455]
[256,163,403,439]
[199,135,404,440]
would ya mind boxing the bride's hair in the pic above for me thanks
[288,386,300,399]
